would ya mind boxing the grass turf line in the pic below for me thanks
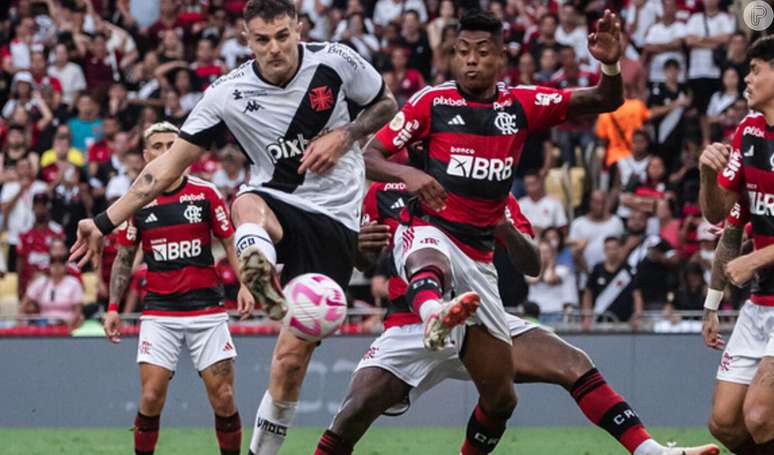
[0,427,728,454]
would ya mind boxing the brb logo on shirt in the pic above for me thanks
[151,239,202,261]
[447,154,514,181]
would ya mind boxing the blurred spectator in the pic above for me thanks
[691,221,717,284]
[620,156,673,218]
[2,124,39,178]
[220,18,252,70]
[5,102,52,156]
[707,66,741,141]
[596,86,649,167]
[123,263,148,314]
[80,32,120,98]
[519,171,567,235]
[684,0,734,144]
[623,0,662,55]
[611,128,652,221]
[624,209,678,311]
[1,158,48,272]
[40,125,85,178]
[96,228,122,308]
[16,193,64,299]
[157,29,186,62]
[655,198,681,250]
[125,52,164,108]
[390,47,425,105]
[21,254,84,329]
[551,46,598,166]
[213,146,247,200]
[298,0,332,41]
[5,17,34,71]
[399,10,433,80]
[672,262,706,311]
[87,116,121,165]
[642,0,686,84]
[106,150,144,201]
[646,59,690,170]
[49,238,82,283]
[619,34,647,101]
[427,0,457,50]
[51,164,91,246]
[67,94,104,152]
[191,38,224,90]
[216,257,240,310]
[162,89,188,126]
[373,0,428,27]
[107,82,142,130]
[555,4,589,64]
[534,47,558,84]
[716,32,749,93]
[569,190,625,274]
[527,13,561,65]
[542,226,574,272]
[336,13,380,61]
[582,236,643,328]
[527,240,578,324]
[29,49,62,96]
[669,141,700,208]
[147,0,187,49]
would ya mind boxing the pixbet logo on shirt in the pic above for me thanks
[447,154,514,181]
[267,133,309,163]
[151,239,202,261]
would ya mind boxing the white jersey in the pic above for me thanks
[180,42,385,231]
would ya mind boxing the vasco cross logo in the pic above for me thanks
[184,204,203,223]
[243,100,262,113]
[309,86,334,111]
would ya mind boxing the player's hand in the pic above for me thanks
[702,309,725,350]
[359,222,392,253]
[699,142,731,175]
[588,9,622,65]
[237,284,255,320]
[400,167,447,211]
[726,254,756,287]
[103,311,121,343]
[69,218,104,269]
[298,128,352,175]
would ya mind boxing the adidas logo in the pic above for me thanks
[145,213,158,223]
[447,115,465,126]
[223,341,234,352]
[390,198,405,210]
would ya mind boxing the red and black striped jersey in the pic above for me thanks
[373,81,570,262]
[118,176,235,316]
[717,112,774,305]
[362,182,534,328]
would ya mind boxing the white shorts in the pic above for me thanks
[393,224,511,347]
[354,314,536,415]
[716,301,774,385]
[137,312,236,373]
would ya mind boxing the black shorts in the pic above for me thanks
[251,191,357,290]
[689,77,721,114]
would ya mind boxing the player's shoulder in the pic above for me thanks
[505,83,567,106]
[208,60,255,91]
[305,41,369,72]
[737,111,767,137]
[405,81,458,107]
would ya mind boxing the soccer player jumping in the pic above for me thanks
[699,36,774,455]
[71,1,397,454]
[102,122,254,455]
[360,9,635,455]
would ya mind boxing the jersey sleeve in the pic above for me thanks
[726,200,750,227]
[326,43,385,108]
[116,218,140,247]
[505,194,535,239]
[373,94,432,155]
[513,85,573,131]
[361,183,381,225]
[207,187,234,239]
[179,81,227,149]
[717,124,745,193]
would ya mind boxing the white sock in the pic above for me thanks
[235,223,276,265]
[248,391,297,455]
[418,299,443,322]
[633,439,664,455]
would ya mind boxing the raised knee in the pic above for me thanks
[140,387,165,410]
[484,389,517,419]
[708,409,745,445]
[744,406,774,443]
[212,384,236,415]
[562,348,594,387]
[271,351,307,392]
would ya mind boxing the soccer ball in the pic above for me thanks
[282,273,348,342]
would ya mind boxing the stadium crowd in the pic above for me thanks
[0,0,768,331]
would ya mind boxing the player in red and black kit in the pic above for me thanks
[699,36,774,455]
[356,9,631,455]
[102,122,255,455]
[317,179,717,455]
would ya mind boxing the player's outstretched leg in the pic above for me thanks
[135,364,171,455]
[316,367,412,454]
[201,359,242,455]
[404,249,478,351]
[232,193,286,320]
[511,329,718,455]
[741,357,774,453]
[459,325,517,455]
[708,380,757,454]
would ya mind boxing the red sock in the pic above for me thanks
[460,405,507,455]
[571,368,651,454]
[315,429,353,455]
[215,412,241,455]
[134,413,160,455]
[407,268,444,315]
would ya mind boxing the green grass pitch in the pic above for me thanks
[0,427,728,454]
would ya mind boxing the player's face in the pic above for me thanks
[454,31,503,96]
[144,132,178,162]
[744,59,774,112]
[245,14,301,85]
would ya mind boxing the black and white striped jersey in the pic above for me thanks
[179,42,385,231]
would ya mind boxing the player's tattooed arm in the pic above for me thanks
[109,245,138,308]
[343,87,398,144]
[566,73,624,119]
[709,224,744,292]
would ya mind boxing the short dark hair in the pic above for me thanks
[604,236,622,246]
[663,58,680,70]
[748,35,774,64]
[632,128,651,143]
[7,124,25,135]
[243,0,296,23]
[458,10,502,40]
[404,9,420,20]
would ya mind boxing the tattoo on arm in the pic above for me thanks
[109,245,138,306]
[344,88,398,143]
[709,225,743,290]
[567,74,624,119]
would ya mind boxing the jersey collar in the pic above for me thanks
[162,176,188,196]
[455,82,499,105]
[252,44,304,89]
